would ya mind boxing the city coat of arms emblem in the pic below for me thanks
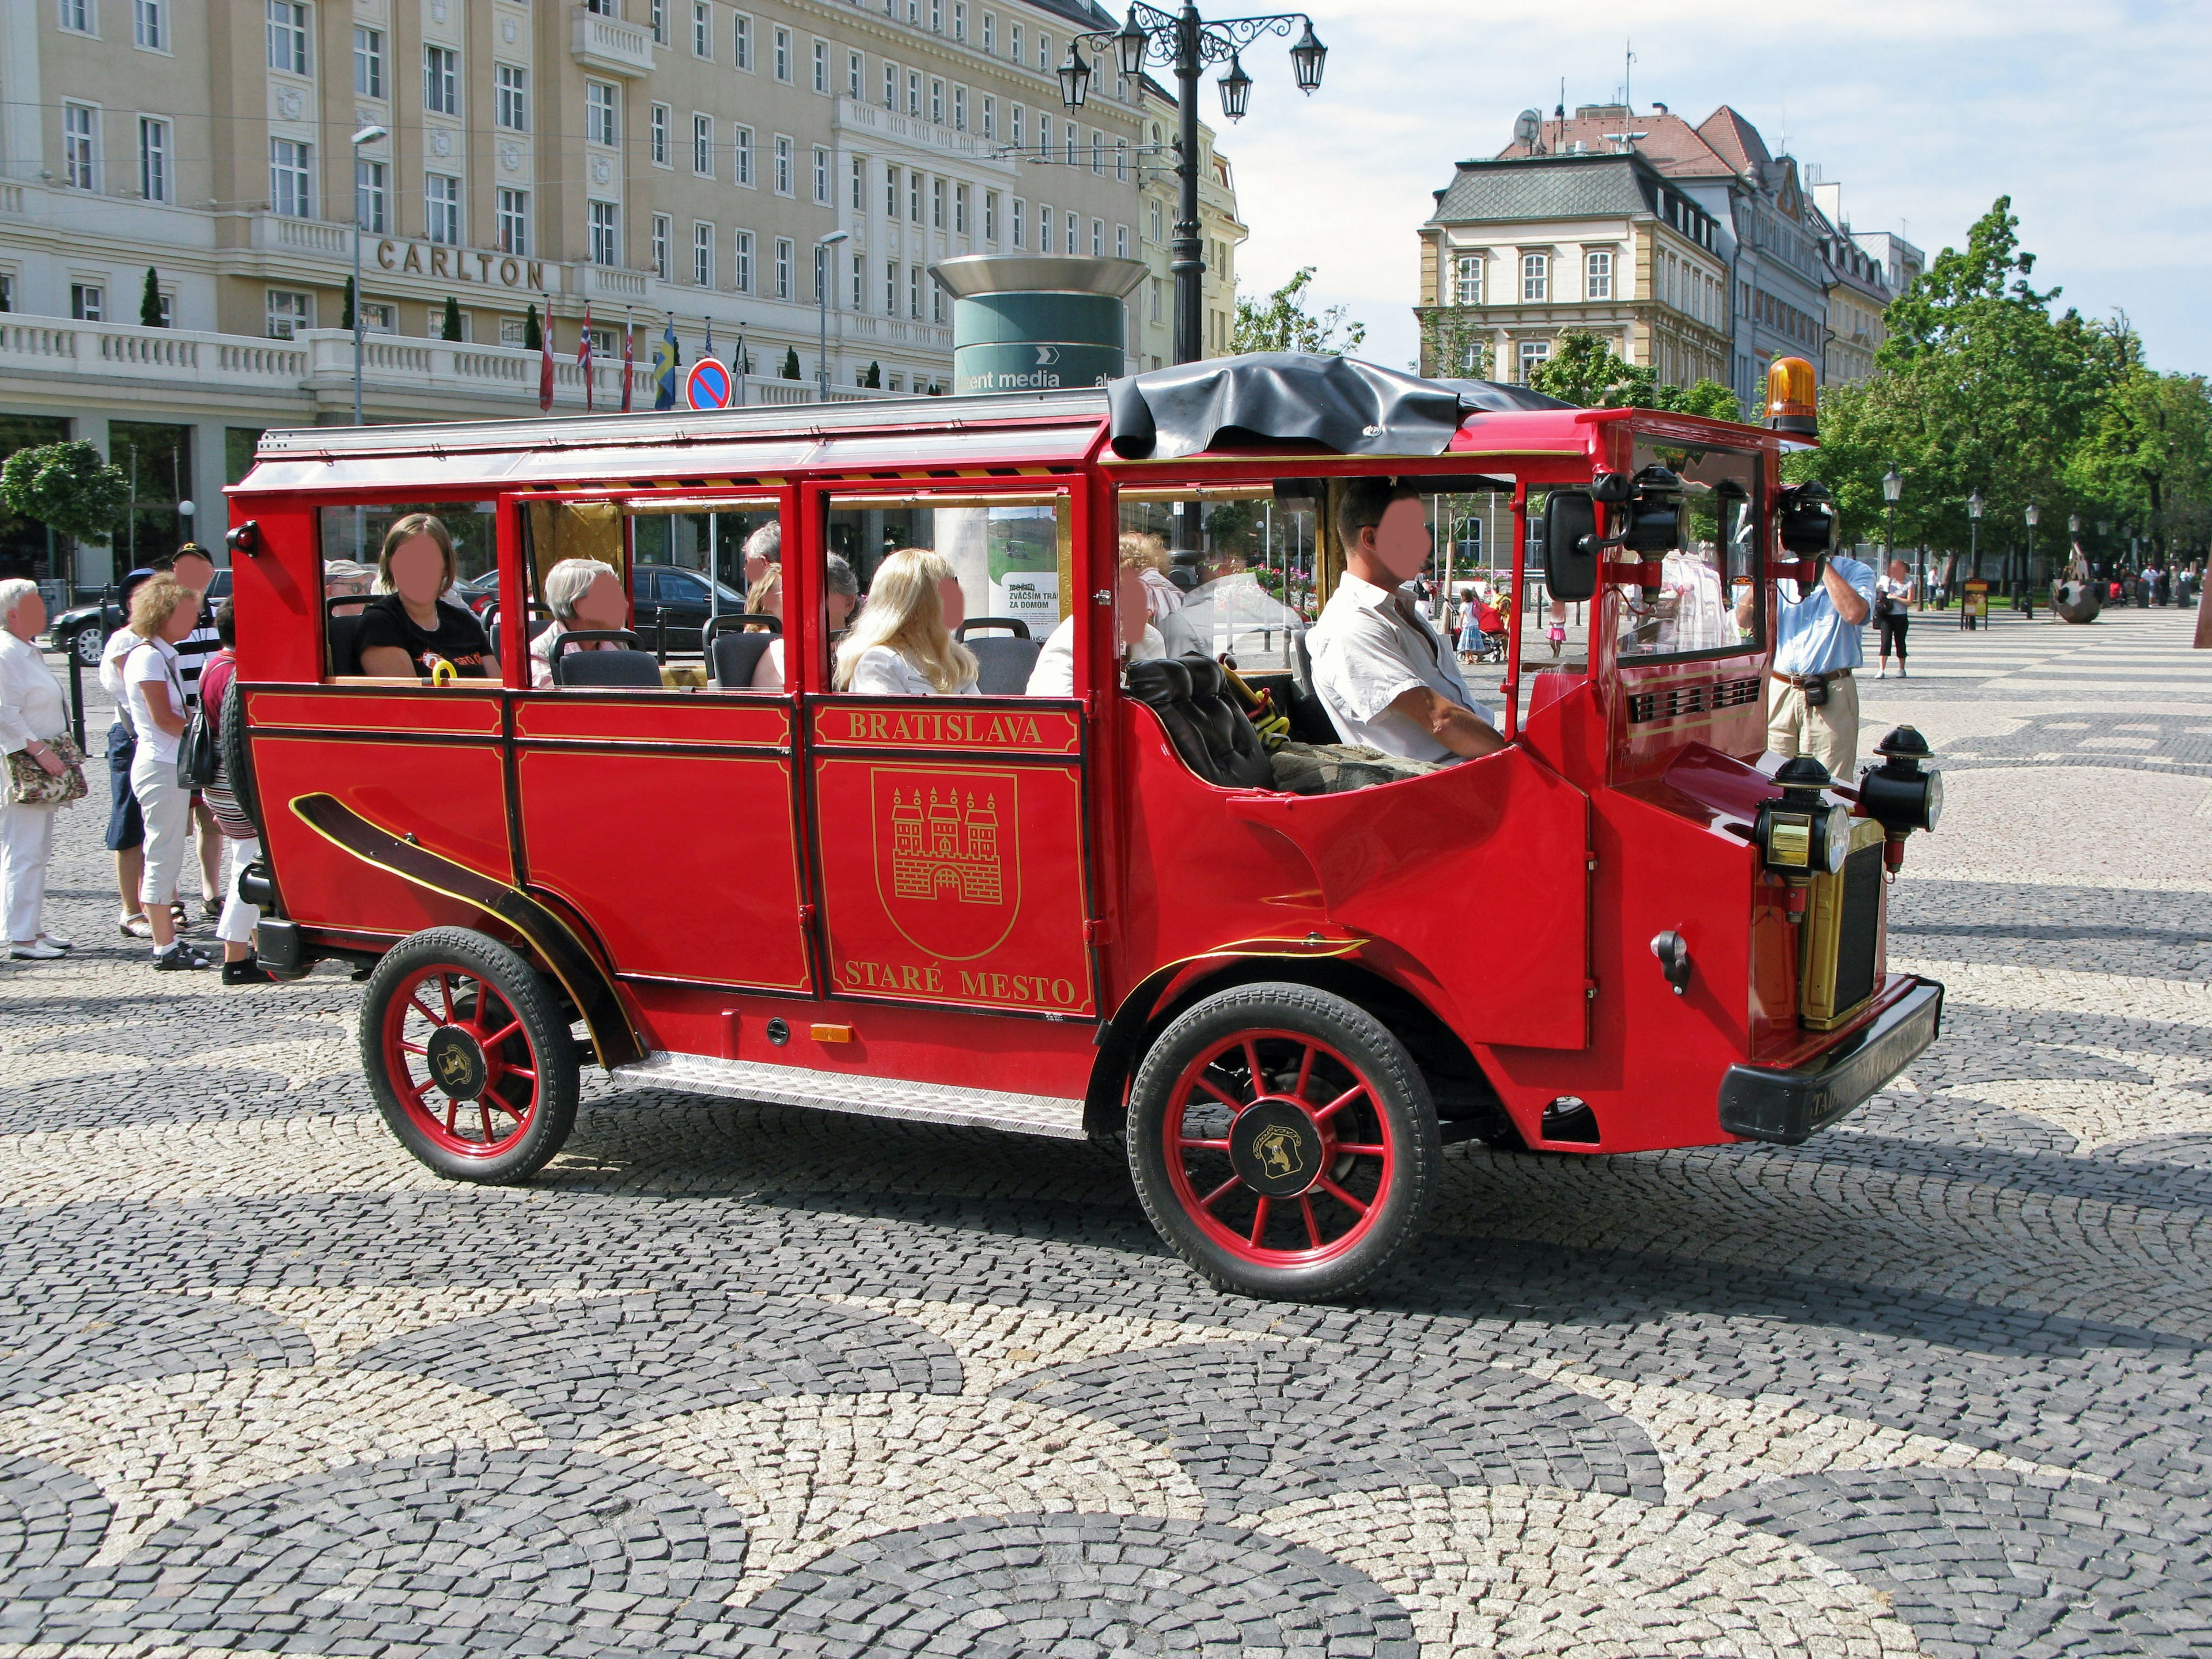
[870,767,1022,961]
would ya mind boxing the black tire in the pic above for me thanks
[1127,982,1441,1301]
[359,927,579,1183]
[71,624,103,668]
[215,676,262,836]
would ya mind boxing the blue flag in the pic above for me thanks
[652,315,680,411]
[703,317,715,362]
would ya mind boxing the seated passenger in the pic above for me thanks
[529,557,628,688]
[832,547,978,696]
[743,521,781,591]
[1026,538,1166,696]
[1308,479,1503,762]
[1127,531,1185,619]
[355,514,499,680]
[323,558,374,606]
[744,554,856,693]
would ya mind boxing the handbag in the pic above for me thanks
[6,734,89,807]
[176,705,220,790]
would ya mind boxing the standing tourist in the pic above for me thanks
[194,601,275,984]
[1874,559,1915,679]
[1741,544,1875,777]
[99,568,156,938]
[0,580,81,960]
[120,575,214,971]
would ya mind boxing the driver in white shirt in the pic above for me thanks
[1308,479,1505,763]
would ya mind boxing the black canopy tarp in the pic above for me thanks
[1105,353,1573,461]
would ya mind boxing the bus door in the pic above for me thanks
[505,493,815,997]
[803,487,1097,1021]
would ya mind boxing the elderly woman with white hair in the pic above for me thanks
[1,578,79,959]
[528,558,630,687]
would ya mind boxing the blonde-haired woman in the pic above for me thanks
[357,513,497,680]
[833,548,979,696]
[122,574,212,969]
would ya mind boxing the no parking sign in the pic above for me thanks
[685,356,733,410]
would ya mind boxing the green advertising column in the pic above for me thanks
[933,255,1147,397]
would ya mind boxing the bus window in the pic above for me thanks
[315,502,496,681]
[1118,485,1315,676]
[620,499,776,688]
[1614,444,1762,663]
[824,495,1067,696]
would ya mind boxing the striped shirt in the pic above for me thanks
[172,601,221,708]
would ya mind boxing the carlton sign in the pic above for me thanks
[373,240,559,293]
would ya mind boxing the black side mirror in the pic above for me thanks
[1778,482,1839,558]
[1543,490,1599,603]
[1622,466,1687,555]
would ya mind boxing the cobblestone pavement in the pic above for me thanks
[2,606,2209,1657]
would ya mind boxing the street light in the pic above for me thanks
[815,230,849,402]
[2024,501,2039,603]
[1068,3,1327,364]
[349,124,388,427]
[1881,463,1903,605]
[1966,489,1983,595]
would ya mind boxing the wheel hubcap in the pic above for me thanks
[380,965,540,1158]
[423,1025,489,1100]
[1228,1097,1323,1198]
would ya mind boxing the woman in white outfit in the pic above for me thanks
[122,575,213,970]
[0,579,74,960]
[833,548,979,696]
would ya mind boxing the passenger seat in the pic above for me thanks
[957,618,1043,696]
[1126,656,1274,790]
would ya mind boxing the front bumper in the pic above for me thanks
[1717,979,1944,1145]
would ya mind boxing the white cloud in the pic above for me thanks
[1212,0,2210,373]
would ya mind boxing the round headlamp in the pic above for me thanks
[1824,804,1852,873]
[1857,725,1942,836]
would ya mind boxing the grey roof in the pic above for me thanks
[1429,157,1658,226]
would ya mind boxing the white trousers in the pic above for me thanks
[131,755,193,908]
[1,798,56,943]
[218,834,262,946]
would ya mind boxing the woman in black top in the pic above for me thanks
[356,514,498,679]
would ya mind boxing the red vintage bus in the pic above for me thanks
[221,353,1941,1300]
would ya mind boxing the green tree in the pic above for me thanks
[1232,267,1366,356]
[0,440,130,546]
[441,296,464,342]
[1525,329,1742,420]
[522,303,542,352]
[781,346,802,380]
[139,268,165,328]
[2066,335,2212,565]
[342,276,357,333]
[1418,306,1491,379]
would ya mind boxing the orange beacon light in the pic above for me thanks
[1765,355,1819,436]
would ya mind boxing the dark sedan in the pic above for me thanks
[631,563,748,653]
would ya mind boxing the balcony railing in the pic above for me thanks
[571,5,656,75]
[0,317,308,388]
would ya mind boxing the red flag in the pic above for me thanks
[621,317,634,412]
[577,301,594,412]
[537,299,554,414]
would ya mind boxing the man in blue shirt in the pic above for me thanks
[1738,552,1876,777]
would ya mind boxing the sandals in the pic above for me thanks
[120,914,153,939]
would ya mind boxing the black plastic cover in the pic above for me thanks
[1105,352,1572,461]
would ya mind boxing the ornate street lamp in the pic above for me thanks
[2024,501,2039,600]
[1881,463,1903,604]
[1069,3,1328,363]
[1966,489,1983,593]
[349,123,388,428]
[814,229,849,402]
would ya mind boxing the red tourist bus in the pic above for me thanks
[221,353,1942,1300]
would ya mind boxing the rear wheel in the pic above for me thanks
[1127,983,1441,1301]
[360,927,578,1182]
[71,625,103,668]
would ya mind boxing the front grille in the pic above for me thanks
[1799,821,1888,1031]
[1627,676,1762,724]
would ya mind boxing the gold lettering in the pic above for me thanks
[900,965,923,990]
[1052,979,1075,1005]
[402,243,424,274]
[926,966,944,992]
[375,239,398,270]
[430,246,452,278]
[959,969,982,996]
[527,260,546,290]
[475,251,494,282]
[498,256,521,287]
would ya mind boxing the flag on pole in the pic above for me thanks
[577,301,594,412]
[704,316,715,362]
[734,331,748,407]
[620,309,634,413]
[537,297,555,414]
[652,314,679,411]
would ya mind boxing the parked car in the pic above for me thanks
[453,570,502,615]
[48,568,231,666]
[631,563,748,653]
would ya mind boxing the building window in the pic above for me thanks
[650,103,669,165]
[1009,104,1022,146]
[495,187,529,255]
[908,169,921,221]
[1450,255,1483,305]
[1150,277,1161,322]
[983,191,997,241]
[265,289,310,338]
[268,137,312,217]
[931,279,942,324]
[497,65,529,131]
[693,113,713,174]
[954,182,968,234]
[953,86,966,131]
[982,9,993,52]
[982,96,995,139]
[1092,131,1104,174]
[63,104,98,191]
[1518,339,1550,381]
[930,79,944,124]
[907,70,921,118]
[733,126,752,185]
[589,200,619,266]
[773,25,790,81]
[60,0,94,35]
[1116,138,1128,183]
[882,61,896,109]
[885,260,897,313]
[813,146,829,204]
[1520,252,1548,302]
[774,236,792,298]
[930,0,941,30]
[266,1,306,73]
[1585,249,1611,302]
[425,173,460,245]
[354,27,384,98]
[908,264,921,319]
[71,283,105,321]
[851,251,864,309]
[931,176,944,229]
[1039,206,1052,253]
[1037,31,1050,69]
[774,134,793,195]
[137,117,168,203]
[1066,214,1079,255]
[813,39,828,92]
[734,229,752,290]
[358,301,395,334]
[1115,224,1127,259]
[692,0,710,56]
[1010,22,1021,65]
[133,0,164,50]
[953,0,965,38]
[884,166,898,217]
[848,49,862,98]
[1091,218,1103,257]
[586,81,619,147]
[649,0,666,44]
[851,155,865,209]
[651,214,671,279]
[693,221,714,286]
[424,46,459,115]
[732,10,751,68]
[355,158,387,233]
[1011,196,1024,248]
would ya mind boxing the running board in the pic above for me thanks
[608,1050,1090,1141]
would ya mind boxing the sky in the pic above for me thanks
[1206,0,2209,376]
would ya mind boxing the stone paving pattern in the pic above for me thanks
[0,607,2207,1656]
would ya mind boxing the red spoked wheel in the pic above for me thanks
[360,928,578,1182]
[1128,983,1440,1301]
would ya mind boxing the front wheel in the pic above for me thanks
[1127,983,1441,1301]
[71,625,103,668]
[360,927,579,1182]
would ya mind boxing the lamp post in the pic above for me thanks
[2024,502,2039,603]
[814,229,849,402]
[349,125,388,427]
[1881,463,1903,605]
[1966,489,1983,596]
[1062,3,1325,365]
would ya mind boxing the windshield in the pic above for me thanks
[1613,441,1762,664]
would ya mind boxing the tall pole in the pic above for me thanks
[817,249,830,402]
[351,207,364,426]
[1172,3,1203,365]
